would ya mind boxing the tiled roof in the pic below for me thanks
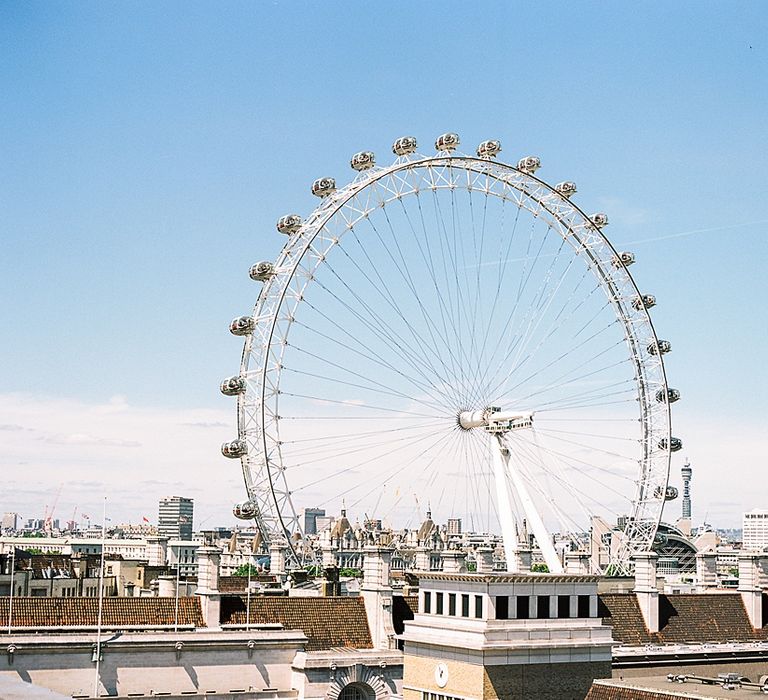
[586,681,699,699]
[600,592,768,645]
[220,595,372,651]
[0,597,205,628]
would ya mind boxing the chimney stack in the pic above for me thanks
[633,551,659,633]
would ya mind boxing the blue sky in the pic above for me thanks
[1,1,766,528]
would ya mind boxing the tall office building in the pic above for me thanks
[158,496,194,540]
[1,513,19,531]
[447,518,462,536]
[681,460,693,519]
[743,509,768,551]
[302,507,326,535]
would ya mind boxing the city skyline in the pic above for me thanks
[2,3,767,528]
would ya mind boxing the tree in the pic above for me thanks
[531,563,549,573]
[233,563,259,577]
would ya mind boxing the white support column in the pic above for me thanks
[633,551,659,634]
[495,435,563,574]
[492,437,521,572]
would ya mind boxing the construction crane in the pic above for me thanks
[43,484,63,534]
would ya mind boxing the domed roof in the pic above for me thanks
[330,509,352,539]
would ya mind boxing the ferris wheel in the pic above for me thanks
[220,133,681,575]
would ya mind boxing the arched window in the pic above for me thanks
[339,683,374,700]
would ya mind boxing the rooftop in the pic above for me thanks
[588,676,768,699]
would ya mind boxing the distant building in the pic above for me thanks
[1,513,19,532]
[447,518,462,536]
[158,497,193,540]
[681,460,693,518]
[302,507,325,535]
[742,509,768,550]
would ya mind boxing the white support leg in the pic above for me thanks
[496,435,564,574]
[492,435,521,572]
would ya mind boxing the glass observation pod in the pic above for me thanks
[221,439,247,458]
[220,376,246,397]
[633,294,656,310]
[591,213,609,229]
[612,251,636,268]
[517,155,541,173]
[249,261,275,282]
[648,339,672,355]
[392,136,417,155]
[435,132,460,151]
[655,485,679,500]
[277,214,302,235]
[477,140,502,158]
[658,437,683,452]
[229,316,255,336]
[311,178,336,198]
[555,181,577,198]
[233,500,258,519]
[655,388,681,404]
[350,151,375,171]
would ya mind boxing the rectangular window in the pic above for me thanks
[536,595,550,619]
[516,595,530,620]
[495,595,509,620]
[436,592,444,615]
[448,593,456,616]
[558,595,571,618]
[424,591,431,614]
[577,594,591,617]
[461,594,470,617]
[475,595,483,618]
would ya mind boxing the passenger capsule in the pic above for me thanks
[632,294,656,311]
[555,181,577,198]
[612,251,635,268]
[517,156,541,174]
[221,439,247,458]
[658,437,683,452]
[648,339,672,355]
[655,388,681,404]
[350,151,375,171]
[276,214,302,235]
[233,500,258,519]
[311,177,336,198]
[476,140,502,159]
[220,376,246,397]
[392,136,418,156]
[249,261,275,282]
[654,485,679,500]
[591,213,609,229]
[229,316,255,336]
[435,132,459,152]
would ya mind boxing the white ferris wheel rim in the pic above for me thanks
[229,146,674,574]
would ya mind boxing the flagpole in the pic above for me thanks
[246,552,252,632]
[7,546,15,634]
[174,547,180,636]
[94,497,106,698]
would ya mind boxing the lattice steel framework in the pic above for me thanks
[226,145,674,573]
